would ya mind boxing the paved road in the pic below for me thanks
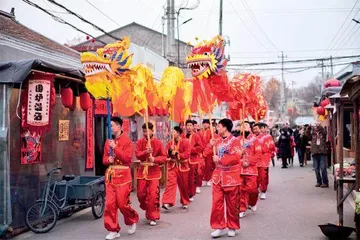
[14,160,356,240]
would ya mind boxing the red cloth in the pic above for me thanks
[184,132,204,197]
[210,184,240,230]
[103,134,139,232]
[137,179,160,221]
[257,134,275,167]
[257,167,269,193]
[202,132,220,182]
[290,136,296,157]
[240,175,258,212]
[162,139,191,206]
[204,135,241,230]
[240,134,261,176]
[135,137,166,180]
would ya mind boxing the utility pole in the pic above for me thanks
[330,55,334,77]
[278,51,287,122]
[166,0,176,64]
[219,0,223,35]
[321,59,325,92]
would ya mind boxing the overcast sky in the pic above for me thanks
[1,0,360,87]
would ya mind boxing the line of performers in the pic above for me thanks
[102,116,275,240]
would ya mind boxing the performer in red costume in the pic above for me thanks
[257,123,275,200]
[184,120,205,200]
[135,122,166,226]
[103,117,139,240]
[239,122,262,218]
[205,118,241,238]
[162,126,191,209]
[202,119,214,186]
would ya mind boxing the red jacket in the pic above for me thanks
[183,132,204,164]
[103,133,133,185]
[240,134,261,176]
[257,133,275,167]
[202,128,212,145]
[204,135,241,187]
[135,137,166,180]
[166,138,191,172]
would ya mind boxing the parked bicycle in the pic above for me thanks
[25,167,105,233]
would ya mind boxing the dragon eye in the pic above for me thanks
[103,53,110,59]
[204,52,210,56]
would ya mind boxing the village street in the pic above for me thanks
[13,160,356,240]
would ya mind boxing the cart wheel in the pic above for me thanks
[25,202,57,233]
[92,192,105,219]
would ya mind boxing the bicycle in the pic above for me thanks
[25,167,105,233]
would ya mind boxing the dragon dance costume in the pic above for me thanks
[257,133,275,194]
[135,137,166,222]
[103,133,139,232]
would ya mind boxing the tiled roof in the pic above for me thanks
[0,10,79,58]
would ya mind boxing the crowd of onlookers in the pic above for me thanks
[270,123,329,188]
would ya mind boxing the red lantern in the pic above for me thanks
[320,98,330,108]
[324,78,341,88]
[317,107,325,115]
[287,108,293,113]
[80,92,92,111]
[61,88,73,108]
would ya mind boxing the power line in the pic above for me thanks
[47,0,121,41]
[227,54,360,66]
[240,0,279,51]
[227,61,354,71]
[323,0,359,55]
[22,0,107,44]
[228,0,268,50]
[83,0,120,27]
[230,47,360,54]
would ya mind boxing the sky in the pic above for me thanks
[1,0,360,88]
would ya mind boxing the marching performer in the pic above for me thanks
[205,119,241,238]
[185,120,205,200]
[257,123,275,200]
[135,122,166,226]
[202,119,215,186]
[103,117,139,240]
[239,122,262,218]
[162,126,191,209]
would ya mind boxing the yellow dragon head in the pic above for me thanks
[186,35,228,80]
[80,37,133,82]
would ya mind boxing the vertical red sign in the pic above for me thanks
[86,100,94,171]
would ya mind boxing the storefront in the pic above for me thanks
[0,59,96,234]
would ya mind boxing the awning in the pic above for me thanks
[0,59,84,84]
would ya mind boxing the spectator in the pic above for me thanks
[295,126,309,167]
[276,129,291,169]
[130,120,138,142]
[309,124,329,188]
[271,125,280,142]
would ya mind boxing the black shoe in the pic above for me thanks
[281,166,287,169]
[321,184,329,188]
[315,183,321,187]
[300,164,304,167]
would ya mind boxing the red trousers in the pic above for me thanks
[210,184,240,230]
[203,155,215,182]
[240,175,259,212]
[188,163,202,197]
[137,179,160,221]
[257,167,269,193]
[162,167,190,206]
[104,182,139,232]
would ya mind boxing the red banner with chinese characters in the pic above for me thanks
[94,99,113,116]
[23,72,54,133]
[86,100,94,170]
[21,130,42,164]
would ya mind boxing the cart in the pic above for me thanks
[25,168,105,233]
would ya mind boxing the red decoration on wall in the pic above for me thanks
[21,130,42,165]
[94,100,113,115]
[80,92,92,111]
[86,101,94,170]
[122,119,130,134]
[61,88,73,108]
[324,78,341,88]
[23,72,54,134]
